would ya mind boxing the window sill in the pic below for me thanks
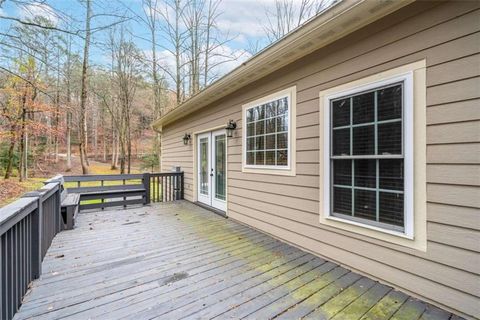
[319,214,426,251]
[242,166,296,176]
[325,215,413,240]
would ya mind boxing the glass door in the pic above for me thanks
[212,130,227,211]
[197,132,211,206]
[197,130,227,212]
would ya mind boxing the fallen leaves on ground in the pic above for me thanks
[0,179,27,207]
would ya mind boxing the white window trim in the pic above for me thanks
[242,86,296,176]
[319,60,427,251]
[323,73,414,238]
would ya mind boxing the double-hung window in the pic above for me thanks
[242,86,296,176]
[323,73,414,237]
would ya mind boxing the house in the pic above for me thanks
[152,0,480,318]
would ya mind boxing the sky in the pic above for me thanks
[0,0,331,84]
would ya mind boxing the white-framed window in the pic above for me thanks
[242,86,296,176]
[323,72,414,238]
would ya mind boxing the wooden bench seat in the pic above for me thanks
[77,188,147,211]
[62,193,80,207]
[46,173,155,212]
[80,188,146,196]
[61,192,80,230]
[45,175,81,230]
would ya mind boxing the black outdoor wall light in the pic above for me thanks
[183,133,191,145]
[225,120,237,138]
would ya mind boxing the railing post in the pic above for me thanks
[180,172,184,200]
[143,173,151,205]
[45,177,63,232]
[22,191,43,279]
[55,184,62,232]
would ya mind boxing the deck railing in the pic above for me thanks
[0,171,183,320]
[60,171,184,210]
[148,172,184,203]
[0,182,61,320]
[62,174,148,211]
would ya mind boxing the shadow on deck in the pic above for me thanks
[15,202,456,320]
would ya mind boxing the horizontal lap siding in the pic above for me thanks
[161,1,480,318]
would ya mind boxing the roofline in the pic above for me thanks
[152,0,415,130]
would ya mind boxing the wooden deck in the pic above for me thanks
[14,201,457,320]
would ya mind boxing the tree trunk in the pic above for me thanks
[103,138,107,162]
[150,9,162,171]
[119,136,125,174]
[65,35,73,172]
[24,132,28,180]
[18,124,26,182]
[54,44,61,164]
[114,134,119,168]
[93,110,98,160]
[18,94,27,182]
[175,0,182,104]
[103,116,107,163]
[127,116,131,174]
[79,0,92,174]
[4,127,16,179]
[111,118,117,169]
[54,90,60,163]
[18,135,24,181]
[66,111,72,171]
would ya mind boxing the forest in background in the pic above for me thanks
[0,0,329,188]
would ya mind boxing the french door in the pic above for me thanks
[197,130,227,212]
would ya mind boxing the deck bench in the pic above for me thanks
[46,173,162,213]
[77,186,147,210]
[45,175,81,230]
[61,174,151,211]
[57,185,147,227]
[61,191,80,230]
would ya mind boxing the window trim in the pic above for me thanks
[242,86,296,176]
[319,61,427,251]
[324,73,414,238]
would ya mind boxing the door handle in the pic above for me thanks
[210,168,214,177]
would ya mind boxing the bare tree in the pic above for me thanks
[182,0,240,92]
[203,0,221,87]
[63,34,74,171]
[142,0,164,170]
[155,0,187,104]
[264,0,328,42]
[139,0,239,105]
[53,36,62,163]
[102,28,144,174]
[182,0,204,95]
[0,0,248,180]
[78,0,91,174]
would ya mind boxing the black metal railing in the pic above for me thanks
[0,182,61,320]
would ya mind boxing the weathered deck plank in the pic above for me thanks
[13,201,460,320]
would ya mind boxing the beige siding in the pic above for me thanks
[161,1,480,318]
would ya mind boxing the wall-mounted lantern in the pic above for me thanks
[225,120,237,138]
[183,133,191,145]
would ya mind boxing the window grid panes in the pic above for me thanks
[199,138,209,195]
[330,83,405,231]
[246,96,289,167]
[215,135,226,201]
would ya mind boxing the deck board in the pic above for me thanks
[13,201,460,320]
